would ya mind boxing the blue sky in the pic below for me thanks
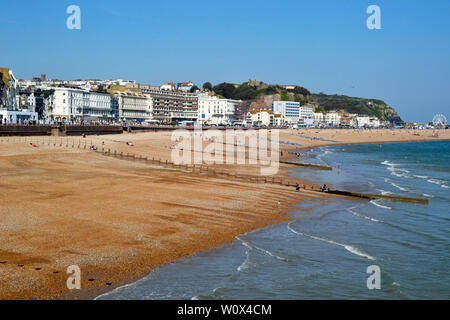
[1,0,449,122]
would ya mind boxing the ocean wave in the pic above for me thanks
[287,223,376,261]
[377,188,393,196]
[370,200,392,210]
[381,160,413,178]
[391,182,409,192]
[427,178,447,186]
[237,245,251,272]
[192,287,223,300]
[381,160,395,166]
[236,236,290,271]
[348,205,386,222]
[427,178,450,189]
[94,272,151,300]
[384,178,410,192]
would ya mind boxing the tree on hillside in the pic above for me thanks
[202,82,212,91]
[212,83,236,99]
[291,86,311,96]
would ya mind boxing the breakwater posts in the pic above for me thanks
[19,137,430,205]
[327,190,429,204]
[280,160,333,171]
[92,147,312,189]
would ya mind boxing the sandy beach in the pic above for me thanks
[0,128,449,300]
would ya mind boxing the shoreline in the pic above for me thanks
[92,138,450,300]
[0,129,449,300]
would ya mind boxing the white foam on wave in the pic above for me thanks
[382,160,412,178]
[384,179,409,192]
[377,188,393,196]
[348,205,385,222]
[94,272,150,300]
[414,175,429,179]
[236,240,252,272]
[370,200,392,210]
[236,236,290,272]
[428,178,446,186]
[287,223,376,261]
[427,178,450,189]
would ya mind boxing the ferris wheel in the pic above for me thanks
[432,114,447,128]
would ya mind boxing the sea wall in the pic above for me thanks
[0,125,123,136]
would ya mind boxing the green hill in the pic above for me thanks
[210,81,401,122]
[311,93,400,121]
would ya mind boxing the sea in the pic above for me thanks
[96,140,450,300]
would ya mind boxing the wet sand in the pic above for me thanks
[0,128,448,299]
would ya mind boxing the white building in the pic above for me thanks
[324,111,341,126]
[111,92,153,123]
[356,116,380,128]
[272,101,300,124]
[49,87,113,121]
[198,94,241,125]
[0,109,38,124]
[299,106,314,127]
[313,112,324,126]
[160,83,176,91]
[247,109,283,127]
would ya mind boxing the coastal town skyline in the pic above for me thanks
[0,66,417,128]
[1,0,449,123]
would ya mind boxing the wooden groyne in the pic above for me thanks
[280,160,333,171]
[327,190,429,204]
[13,136,430,205]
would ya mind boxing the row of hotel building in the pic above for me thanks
[1,68,383,127]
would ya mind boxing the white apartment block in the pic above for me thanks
[356,116,380,128]
[324,111,341,126]
[299,106,314,127]
[272,101,300,124]
[247,109,284,127]
[198,94,241,125]
[313,112,324,125]
[49,87,113,121]
[112,92,153,122]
